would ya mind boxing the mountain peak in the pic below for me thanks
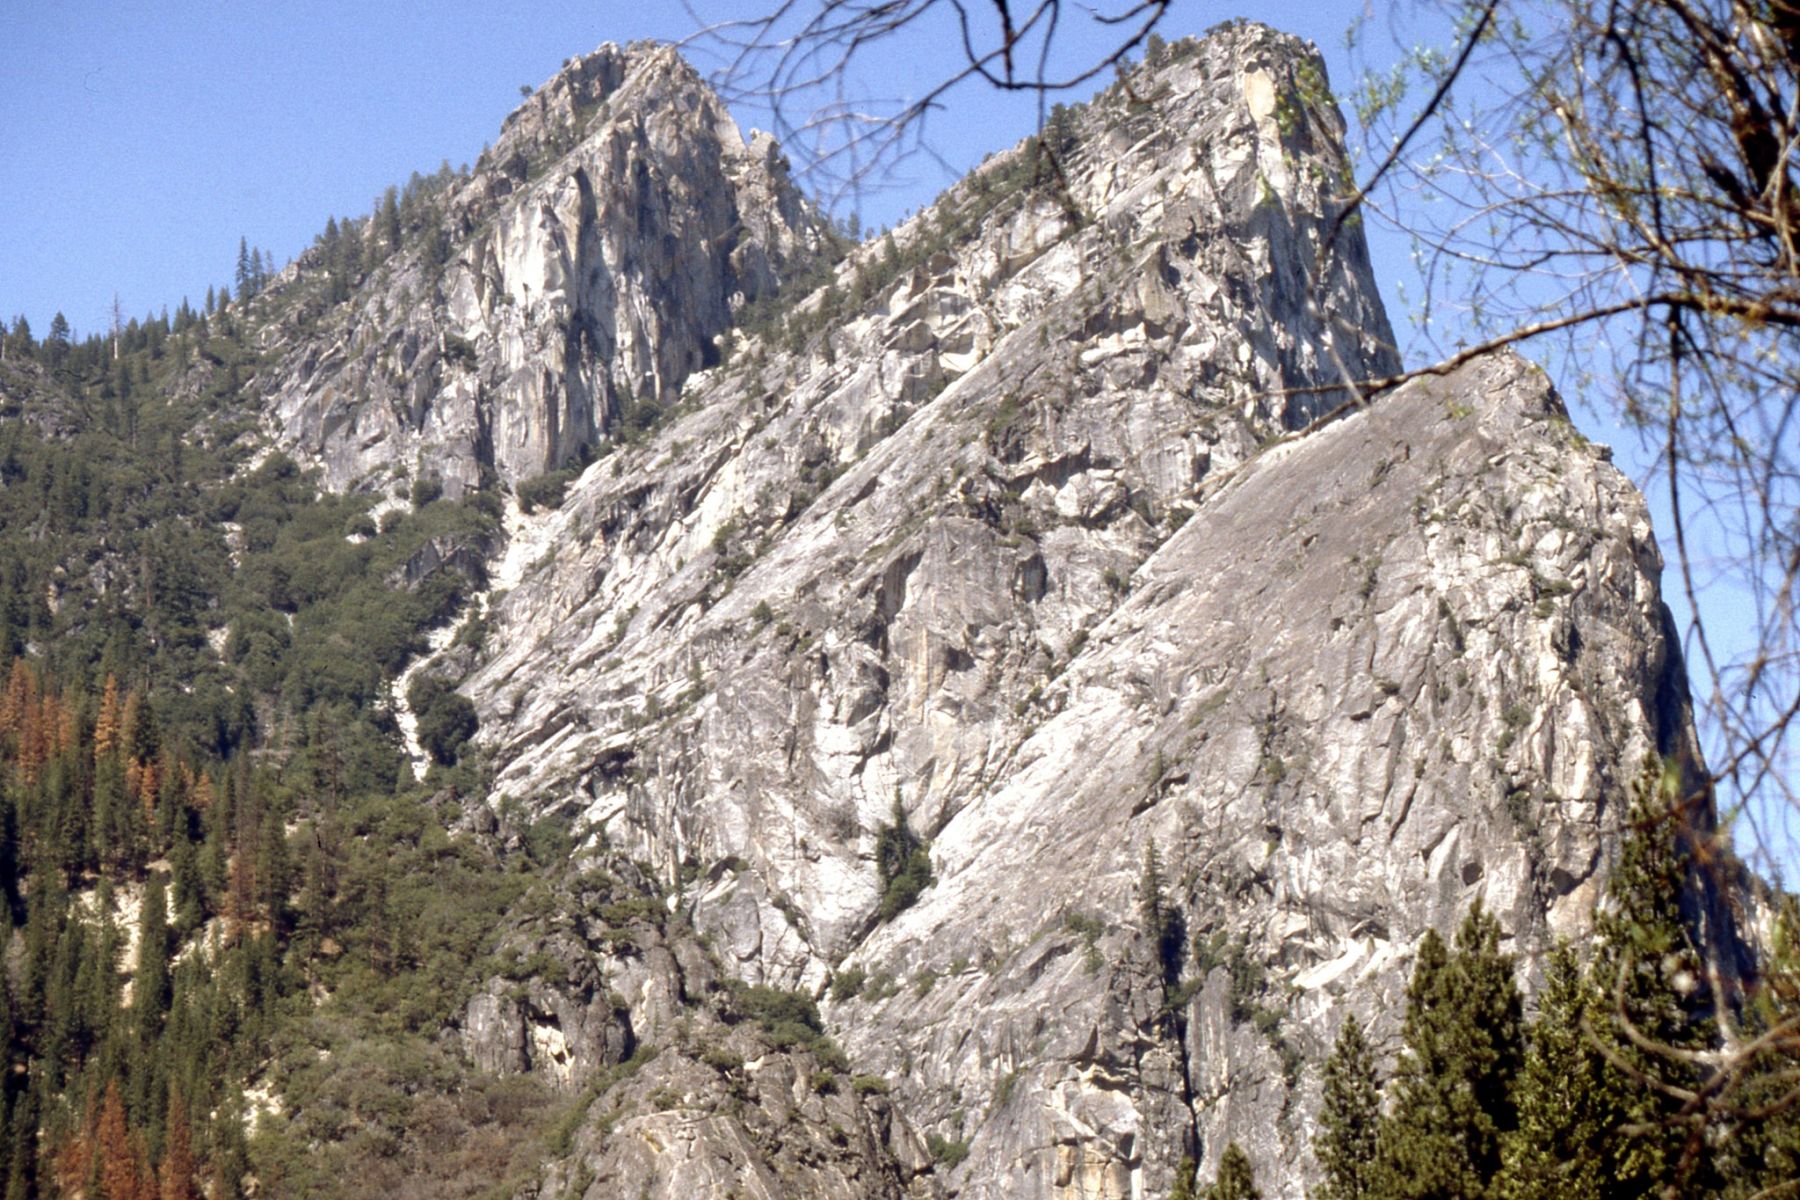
[262,38,827,497]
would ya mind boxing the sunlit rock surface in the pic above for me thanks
[278,22,1710,1198]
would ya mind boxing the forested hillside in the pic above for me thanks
[0,280,587,1195]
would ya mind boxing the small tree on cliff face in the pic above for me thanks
[1375,903,1523,1200]
[1316,1014,1381,1200]
[1139,836,1183,990]
[874,795,932,921]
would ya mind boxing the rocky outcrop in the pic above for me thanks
[455,855,937,1199]
[308,22,1711,1199]
[260,42,827,498]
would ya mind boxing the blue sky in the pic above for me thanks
[0,2,1379,338]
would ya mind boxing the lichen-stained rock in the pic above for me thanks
[261,42,825,499]
[349,23,1704,1200]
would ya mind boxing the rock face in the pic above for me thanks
[454,857,934,1198]
[262,42,825,498]
[282,22,1711,1200]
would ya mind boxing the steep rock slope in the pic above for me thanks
[366,23,1702,1200]
[460,855,935,1199]
[261,42,825,497]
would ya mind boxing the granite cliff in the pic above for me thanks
[260,42,825,498]
[260,22,1719,1199]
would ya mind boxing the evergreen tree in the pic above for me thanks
[234,238,255,302]
[1139,836,1165,937]
[873,795,932,921]
[1139,836,1182,985]
[134,876,171,1046]
[1,316,30,361]
[1494,944,1617,1200]
[157,1087,198,1200]
[1316,1014,1380,1200]
[96,1079,149,1200]
[1722,896,1800,1198]
[378,186,401,252]
[1168,1156,1198,1200]
[1373,902,1523,1200]
[45,313,71,366]
[1206,1142,1260,1200]
[1586,761,1717,1196]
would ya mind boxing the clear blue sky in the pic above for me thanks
[0,2,1379,338]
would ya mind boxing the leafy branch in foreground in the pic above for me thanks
[1340,1,1800,895]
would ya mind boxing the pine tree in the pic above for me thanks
[1168,1157,1198,1200]
[1710,892,1797,1196]
[96,1079,150,1200]
[94,674,122,760]
[234,237,254,301]
[873,795,932,921]
[1316,1014,1380,1200]
[1139,836,1182,985]
[1494,944,1617,1200]
[45,312,71,368]
[1206,1142,1261,1200]
[378,186,402,252]
[1586,761,1717,1196]
[1139,836,1166,937]
[1373,902,1523,1200]
[134,876,171,1046]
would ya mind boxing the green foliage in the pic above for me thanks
[926,1131,971,1169]
[724,982,848,1071]
[407,675,478,767]
[1373,903,1523,1200]
[1168,1156,1198,1200]
[829,966,866,1002]
[1316,1015,1380,1200]
[515,467,578,514]
[1574,760,1720,1197]
[409,474,443,508]
[1139,837,1185,993]
[1493,945,1613,1200]
[1066,911,1107,974]
[1206,1142,1261,1200]
[874,795,933,922]
[1725,896,1800,1196]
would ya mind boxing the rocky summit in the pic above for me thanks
[0,16,1752,1200]
[256,21,1718,1199]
